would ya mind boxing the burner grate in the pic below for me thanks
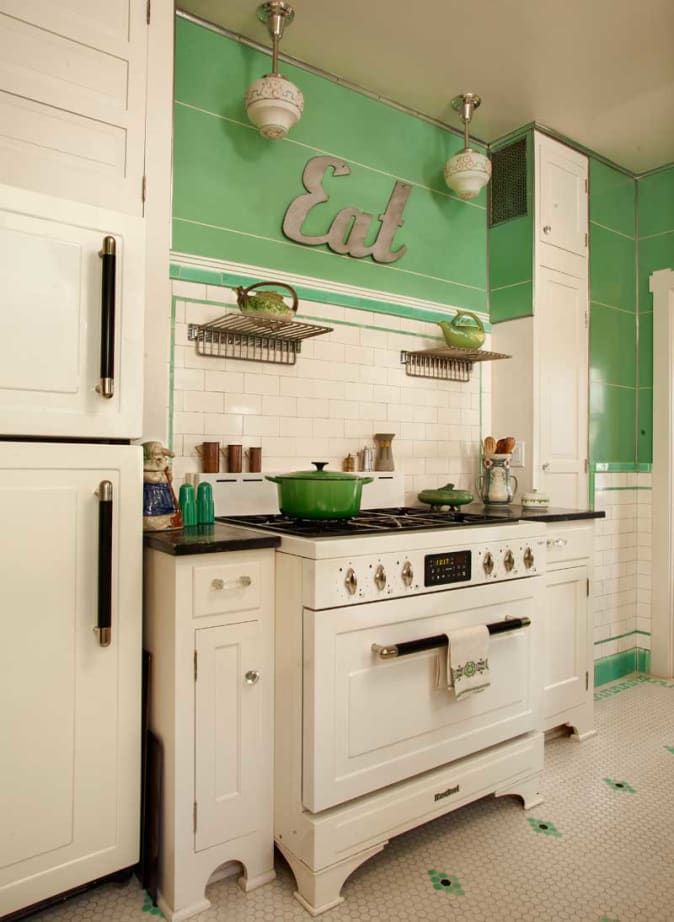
[217,507,517,538]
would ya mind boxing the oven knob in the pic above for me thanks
[523,546,535,569]
[374,564,387,591]
[483,552,494,576]
[503,550,515,572]
[401,560,414,587]
[344,568,358,595]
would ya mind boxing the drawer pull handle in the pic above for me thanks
[245,670,260,685]
[211,575,252,590]
[547,538,568,549]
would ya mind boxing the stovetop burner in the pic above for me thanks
[217,507,518,538]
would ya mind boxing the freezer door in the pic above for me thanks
[303,578,544,813]
[0,185,144,439]
[0,443,142,916]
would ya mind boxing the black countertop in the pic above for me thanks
[143,522,281,556]
[462,503,605,523]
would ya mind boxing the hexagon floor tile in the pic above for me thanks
[23,679,674,922]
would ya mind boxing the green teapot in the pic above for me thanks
[438,310,485,350]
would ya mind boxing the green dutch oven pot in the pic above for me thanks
[438,310,486,350]
[266,463,374,519]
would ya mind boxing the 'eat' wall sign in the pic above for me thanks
[282,156,412,264]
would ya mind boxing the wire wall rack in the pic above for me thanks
[400,346,510,381]
[187,313,333,366]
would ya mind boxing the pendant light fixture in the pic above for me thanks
[444,93,491,201]
[245,1,304,140]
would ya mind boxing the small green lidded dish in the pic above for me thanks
[438,310,485,350]
[417,482,474,508]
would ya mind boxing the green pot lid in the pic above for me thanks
[272,462,362,481]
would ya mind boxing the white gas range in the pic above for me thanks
[204,473,548,916]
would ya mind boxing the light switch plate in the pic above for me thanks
[511,441,525,467]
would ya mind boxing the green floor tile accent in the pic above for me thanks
[527,818,561,838]
[142,894,163,917]
[603,778,636,794]
[599,916,620,922]
[427,870,464,895]
[665,746,674,755]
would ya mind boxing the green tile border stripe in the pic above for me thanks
[593,462,652,473]
[170,263,493,330]
[595,485,652,492]
[174,294,449,342]
[594,674,674,700]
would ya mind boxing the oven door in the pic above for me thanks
[303,577,543,813]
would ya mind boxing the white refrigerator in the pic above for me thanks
[0,185,144,916]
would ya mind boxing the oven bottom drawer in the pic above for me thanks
[302,578,543,813]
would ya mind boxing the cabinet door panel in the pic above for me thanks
[195,621,262,852]
[544,566,589,721]
[0,1,147,214]
[536,267,588,507]
[0,187,143,438]
[537,134,588,259]
[0,444,141,915]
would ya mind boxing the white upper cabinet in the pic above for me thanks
[0,0,148,215]
[536,132,588,277]
[0,185,144,439]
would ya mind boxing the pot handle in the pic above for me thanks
[265,475,281,484]
[311,462,328,471]
[510,474,519,497]
[235,281,299,314]
[451,309,484,333]
[359,477,374,485]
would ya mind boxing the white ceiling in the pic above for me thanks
[178,0,674,173]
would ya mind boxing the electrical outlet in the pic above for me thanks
[511,441,525,467]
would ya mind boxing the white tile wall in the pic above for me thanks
[170,279,486,506]
[592,472,652,663]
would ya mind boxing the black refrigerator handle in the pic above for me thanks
[96,480,113,647]
[97,235,116,399]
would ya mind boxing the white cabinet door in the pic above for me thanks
[536,133,588,263]
[0,443,141,917]
[0,0,148,215]
[194,621,263,853]
[0,186,144,439]
[536,267,588,507]
[543,565,590,723]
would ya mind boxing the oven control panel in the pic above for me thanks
[424,550,471,586]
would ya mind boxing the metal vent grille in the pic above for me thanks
[489,138,528,226]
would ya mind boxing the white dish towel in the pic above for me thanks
[437,624,491,699]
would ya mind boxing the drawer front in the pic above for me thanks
[545,524,593,566]
[193,561,261,618]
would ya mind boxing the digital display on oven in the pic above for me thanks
[424,550,472,586]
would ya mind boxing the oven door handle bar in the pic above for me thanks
[371,616,531,659]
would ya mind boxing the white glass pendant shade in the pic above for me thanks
[245,74,304,140]
[444,149,491,200]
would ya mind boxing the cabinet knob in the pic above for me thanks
[543,225,552,235]
[245,670,260,685]
[542,462,550,471]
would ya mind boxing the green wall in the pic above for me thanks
[489,129,534,323]
[589,159,638,464]
[637,165,674,463]
[173,17,488,312]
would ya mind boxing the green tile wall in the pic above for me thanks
[488,129,534,323]
[637,164,674,464]
[589,159,637,464]
[172,17,488,312]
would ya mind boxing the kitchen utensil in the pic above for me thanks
[437,310,486,350]
[495,436,516,454]
[522,489,550,508]
[196,441,219,473]
[373,433,395,471]
[226,444,243,473]
[265,462,374,520]
[417,483,474,508]
[476,454,518,504]
[359,446,375,472]
[483,436,496,455]
[247,446,262,472]
[235,281,299,319]
[196,481,214,525]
